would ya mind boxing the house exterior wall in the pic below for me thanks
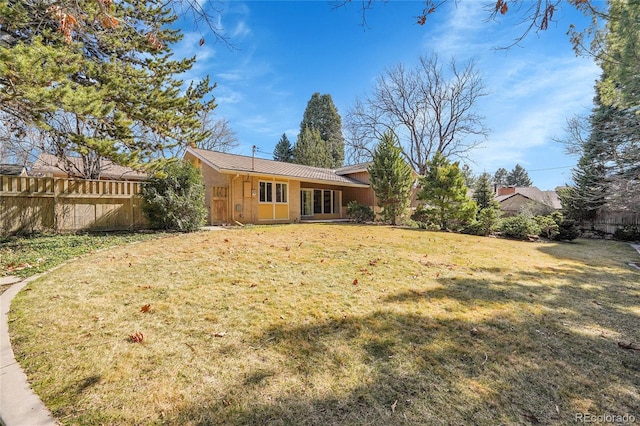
[185,152,230,224]
[232,175,300,224]
[185,152,373,225]
[499,194,529,216]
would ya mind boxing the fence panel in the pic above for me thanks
[589,210,640,235]
[1,175,146,235]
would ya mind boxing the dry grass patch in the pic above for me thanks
[9,224,640,425]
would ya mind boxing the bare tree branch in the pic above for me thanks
[345,54,489,174]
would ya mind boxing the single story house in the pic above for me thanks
[183,147,377,225]
[494,186,562,216]
[30,153,147,181]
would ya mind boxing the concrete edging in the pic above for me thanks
[1,275,57,426]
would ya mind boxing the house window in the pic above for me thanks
[259,181,273,203]
[308,189,341,214]
[275,183,288,203]
[301,190,313,216]
[314,190,322,214]
[323,190,332,214]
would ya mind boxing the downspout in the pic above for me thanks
[231,174,240,224]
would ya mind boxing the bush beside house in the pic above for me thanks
[141,161,206,232]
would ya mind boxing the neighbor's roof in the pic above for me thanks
[186,147,369,188]
[495,187,562,209]
[0,164,26,176]
[31,153,147,180]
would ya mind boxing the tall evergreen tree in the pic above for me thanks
[562,87,632,218]
[594,0,640,211]
[299,93,344,168]
[0,1,215,178]
[473,172,498,210]
[293,126,332,168]
[367,131,413,225]
[506,164,533,186]
[415,152,477,231]
[597,0,640,112]
[493,168,508,186]
[461,164,476,187]
[273,133,293,162]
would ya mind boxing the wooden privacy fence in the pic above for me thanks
[1,175,146,235]
[590,210,640,235]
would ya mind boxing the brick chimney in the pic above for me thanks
[497,186,516,196]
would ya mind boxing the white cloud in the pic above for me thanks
[231,21,252,39]
[216,71,245,82]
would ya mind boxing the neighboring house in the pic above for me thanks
[494,186,562,216]
[183,147,376,225]
[30,153,147,181]
[0,164,28,176]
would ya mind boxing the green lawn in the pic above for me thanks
[1,231,166,281]
[8,224,640,425]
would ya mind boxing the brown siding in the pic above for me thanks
[184,152,230,224]
[342,171,371,184]
[499,194,530,216]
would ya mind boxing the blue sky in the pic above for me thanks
[175,1,601,190]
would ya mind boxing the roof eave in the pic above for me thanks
[184,146,222,172]
[215,167,369,188]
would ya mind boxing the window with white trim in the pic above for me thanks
[259,181,272,202]
[260,181,287,203]
[275,183,288,203]
[309,189,340,214]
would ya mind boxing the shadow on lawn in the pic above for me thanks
[172,264,639,425]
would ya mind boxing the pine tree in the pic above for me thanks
[473,172,499,210]
[367,131,413,225]
[561,92,615,221]
[293,127,332,168]
[493,168,508,186]
[298,93,344,168]
[0,1,215,177]
[415,152,477,231]
[273,133,293,162]
[461,164,476,187]
[506,164,532,186]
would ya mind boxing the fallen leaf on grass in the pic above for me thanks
[140,304,151,313]
[5,262,33,272]
[352,278,358,285]
[129,332,144,343]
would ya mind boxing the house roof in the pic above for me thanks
[495,187,562,209]
[186,147,370,188]
[30,153,147,181]
[335,163,371,175]
[0,164,26,176]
